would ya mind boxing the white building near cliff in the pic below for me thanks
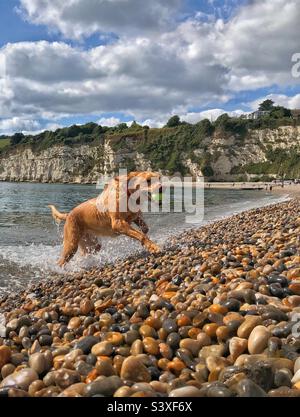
[247,110,270,120]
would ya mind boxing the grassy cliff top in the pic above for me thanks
[1,112,299,154]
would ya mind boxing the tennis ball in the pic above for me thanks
[152,193,162,202]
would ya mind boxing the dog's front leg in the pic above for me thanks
[112,219,160,253]
[134,212,149,234]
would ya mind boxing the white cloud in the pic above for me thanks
[0,36,227,120]
[18,0,181,39]
[0,116,63,135]
[141,119,165,128]
[219,0,300,90]
[97,116,124,127]
[249,93,300,111]
[0,117,40,135]
[138,108,247,127]
[180,108,246,123]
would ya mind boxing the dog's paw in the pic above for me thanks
[57,259,66,268]
[145,242,161,253]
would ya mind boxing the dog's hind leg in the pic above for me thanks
[58,215,81,267]
[79,233,101,256]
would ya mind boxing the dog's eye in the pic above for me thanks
[147,179,152,185]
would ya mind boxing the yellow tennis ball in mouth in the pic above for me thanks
[152,193,163,202]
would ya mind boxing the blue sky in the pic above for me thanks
[0,0,245,47]
[0,0,50,46]
[0,0,299,134]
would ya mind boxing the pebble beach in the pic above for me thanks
[1,199,300,397]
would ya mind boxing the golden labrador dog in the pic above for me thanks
[49,171,162,267]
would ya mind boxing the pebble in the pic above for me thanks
[235,379,267,397]
[291,369,300,385]
[248,326,271,354]
[68,317,82,330]
[74,336,99,354]
[229,337,248,362]
[139,325,157,338]
[274,369,292,388]
[294,357,300,374]
[1,368,38,390]
[85,376,122,397]
[29,353,47,375]
[0,346,11,369]
[179,339,202,356]
[199,345,225,359]
[96,360,115,377]
[8,388,30,397]
[28,380,45,396]
[166,333,181,348]
[143,337,159,355]
[114,386,134,397]
[91,342,113,356]
[237,316,262,339]
[39,335,53,346]
[131,340,144,355]
[269,387,300,397]
[60,383,87,397]
[206,385,233,397]
[120,357,151,382]
[169,386,203,397]
[80,299,94,315]
[162,319,178,334]
[46,369,81,389]
[1,364,15,379]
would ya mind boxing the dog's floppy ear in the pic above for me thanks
[127,174,143,194]
[113,174,129,195]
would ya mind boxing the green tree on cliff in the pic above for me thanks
[166,115,181,127]
[258,99,274,111]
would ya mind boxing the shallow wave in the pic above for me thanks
[201,193,290,226]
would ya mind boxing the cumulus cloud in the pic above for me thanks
[0,35,227,121]
[0,117,40,135]
[0,116,63,135]
[140,108,247,128]
[249,93,300,111]
[97,116,124,127]
[219,0,300,90]
[18,0,182,39]
[180,108,246,123]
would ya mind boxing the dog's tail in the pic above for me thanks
[48,205,68,223]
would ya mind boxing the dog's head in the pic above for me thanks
[129,171,162,198]
[115,171,163,202]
